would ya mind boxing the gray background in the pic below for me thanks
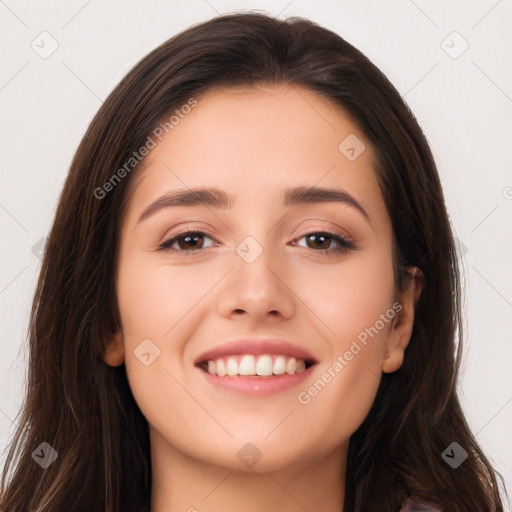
[1,0,511,505]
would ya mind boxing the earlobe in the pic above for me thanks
[102,330,125,367]
[382,348,405,373]
[382,266,423,374]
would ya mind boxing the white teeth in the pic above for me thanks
[203,354,309,377]
[239,354,256,375]
[226,357,238,376]
[216,358,226,377]
[256,354,273,376]
[286,356,296,375]
[273,355,286,375]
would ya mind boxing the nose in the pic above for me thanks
[216,239,296,325]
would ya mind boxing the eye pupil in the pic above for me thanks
[180,234,203,250]
[307,234,330,249]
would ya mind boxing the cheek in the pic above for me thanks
[116,253,212,338]
[291,245,395,430]
[297,241,395,354]
[115,254,226,435]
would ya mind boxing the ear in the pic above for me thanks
[102,329,125,367]
[382,267,423,373]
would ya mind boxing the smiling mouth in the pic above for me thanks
[197,354,316,377]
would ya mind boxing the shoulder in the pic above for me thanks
[401,497,443,511]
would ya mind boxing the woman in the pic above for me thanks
[0,12,506,512]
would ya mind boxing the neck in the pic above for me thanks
[149,429,347,512]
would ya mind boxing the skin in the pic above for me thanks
[103,83,421,512]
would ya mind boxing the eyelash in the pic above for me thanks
[158,229,357,256]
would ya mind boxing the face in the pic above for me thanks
[105,84,417,474]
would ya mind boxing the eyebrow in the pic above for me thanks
[137,185,371,224]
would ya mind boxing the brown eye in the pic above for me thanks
[305,233,331,250]
[294,232,356,254]
[178,233,204,250]
[159,231,217,252]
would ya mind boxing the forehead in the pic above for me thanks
[123,83,386,225]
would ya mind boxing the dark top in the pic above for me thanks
[401,498,442,511]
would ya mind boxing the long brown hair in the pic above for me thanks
[1,12,506,512]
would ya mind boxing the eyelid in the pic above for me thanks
[291,231,357,253]
[157,228,219,252]
[293,226,355,245]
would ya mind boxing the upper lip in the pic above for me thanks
[194,338,319,365]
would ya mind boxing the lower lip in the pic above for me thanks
[198,366,314,396]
